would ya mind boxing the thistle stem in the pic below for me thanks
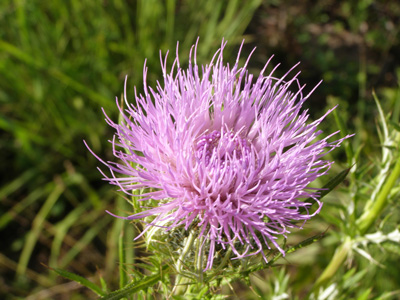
[312,237,352,294]
[173,230,196,295]
[357,153,400,234]
[195,236,204,285]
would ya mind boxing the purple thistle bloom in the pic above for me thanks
[88,40,351,270]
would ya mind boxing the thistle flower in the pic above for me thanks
[88,40,350,270]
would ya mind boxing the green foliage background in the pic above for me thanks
[1,0,399,299]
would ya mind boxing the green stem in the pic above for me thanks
[196,236,204,285]
[173,230,196,295]
[118,231,127,289]
[312,238,352,293]
[357,153,400,234]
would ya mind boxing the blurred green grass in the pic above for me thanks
[1,0,400,299]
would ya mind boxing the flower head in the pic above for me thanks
[89,40,350,269]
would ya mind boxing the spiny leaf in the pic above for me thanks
[240,231,327,277]
[301,167,352,213]
[281,231,327,256]
[49,266,106,296]
[99,265,170,300]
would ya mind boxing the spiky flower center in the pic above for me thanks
[195,130,251,170]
